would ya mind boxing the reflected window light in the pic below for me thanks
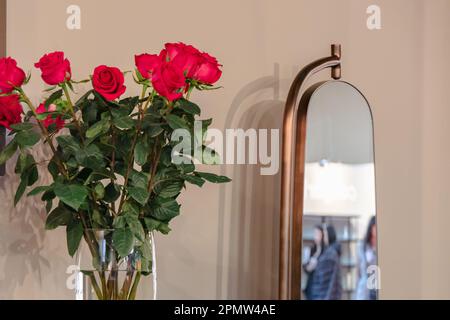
[306,161,358,203]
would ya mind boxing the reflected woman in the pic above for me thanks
[303,224,342,300]
[355,216,378,300]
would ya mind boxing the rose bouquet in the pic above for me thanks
[0,42,229,299]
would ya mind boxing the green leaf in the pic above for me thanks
[200,146,221,165]
[24,164,38,186]
[103,183,120,203]
[13,155,38,204]
[125,215,145,243]
[46,200,53,213]
[36,112,50,121]
[144,217,171,235]
[96,141,115,154]
[75,144,104,168]
[110,107,129,118]
[83,168,115,185]
[113,215,127,228]
[41,189,56,201]
[0,140,18,165]
[46,205,73,230]
[75,89,93,107]
[10,123,34,131]
[67,219,83,257]
[201,118,213,134]
[15,130,40,148]
[158,223,171,234]
[143,217,160,231]
[129,170,149,189]
[14,178,28,206]
[119,96,140,108]
[27,185,51,197]
[127,186,149,206]
[112,228,135,257]
[139,239,152,260]
[166,114,189,130]
[92,90,108,107]
[196,172,231,183]
[183,174,205,187]
[123,201,140,217]
[154,181,184,198]
[86,118,110,139]
[176,160,195,173]
[134,140,149,166]
[94,183,105,199]
[142,112,162,129]
[92,209,108,228]
[151,95,165,111]
[146,124,164,137]
[48,158,60,179]
[159,146,172,166]
[72,79,90,84]
[44,86,57,92]
[67,158,78,168]
[150,197,180,221]
[56,135,80,154]
[66,81,74,92]
[176,99,201,115]
[54,184,88,211]
[45,89,63,108]
[112,116,134,130]
[15,153,34,174]
[81,100,98,124]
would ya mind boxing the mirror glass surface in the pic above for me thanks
[301,81,378,300]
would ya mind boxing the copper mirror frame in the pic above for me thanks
[279,44,342,300]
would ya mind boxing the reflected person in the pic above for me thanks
[355,216,378,300]
[303,224,342,300]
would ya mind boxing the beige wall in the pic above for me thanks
[420,0,450,299]
[2,0,450,299]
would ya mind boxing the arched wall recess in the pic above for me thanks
[217,65,284,299]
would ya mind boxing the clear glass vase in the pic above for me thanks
[72,229,156,300]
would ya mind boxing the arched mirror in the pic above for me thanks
[279,45,379,300]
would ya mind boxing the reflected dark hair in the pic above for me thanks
[310,224,338,257]
[325,225,337,245]
[309,225,324,257]
[364,216,377,248]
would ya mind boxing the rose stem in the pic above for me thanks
[128,272,141,300]
[18,89,69,178]
[116,84,151,215]
[61,82,84,143]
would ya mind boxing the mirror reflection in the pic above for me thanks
[301,81,378,300]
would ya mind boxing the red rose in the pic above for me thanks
[92,65,126,101]
[161,42,201,78]
[0,57,26,94]
[34,51,71,85]
[135,54,162,79]
[36,103,64,131]
[151,61,186,101]
[0,94,23,129]
[194,52,222,84]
